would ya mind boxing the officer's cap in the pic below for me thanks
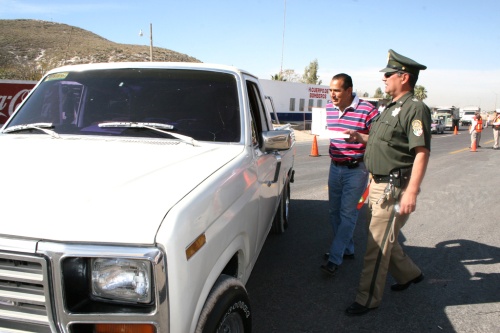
[380,49,427,76]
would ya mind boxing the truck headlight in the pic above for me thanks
[91,258,152,304]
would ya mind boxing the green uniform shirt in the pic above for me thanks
[364,92,431,175]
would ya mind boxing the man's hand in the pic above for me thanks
[398,147,429,215]
[343,129,368,144]
[398,190,418,215]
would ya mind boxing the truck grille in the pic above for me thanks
[0,254,52,333]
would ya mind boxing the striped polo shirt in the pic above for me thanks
[326,94,379,162]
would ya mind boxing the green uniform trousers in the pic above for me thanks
[355,180,421,309]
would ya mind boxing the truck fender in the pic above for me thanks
[190,234,250,332]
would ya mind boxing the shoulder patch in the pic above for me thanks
[412,120,423,136]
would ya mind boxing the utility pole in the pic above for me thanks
[139,23,154,62]
[280,0,286,79]
[149,23,153,62]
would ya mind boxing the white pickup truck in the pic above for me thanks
[0,62,295,333]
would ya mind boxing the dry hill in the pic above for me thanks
[0,19,201,80]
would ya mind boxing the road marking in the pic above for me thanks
[450,148,469,154]
[449,139,494,154]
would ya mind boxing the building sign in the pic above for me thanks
[308,87,329,99]
[0,81,36,124]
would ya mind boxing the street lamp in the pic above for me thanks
[139,23,153,62]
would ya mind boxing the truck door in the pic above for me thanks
[246,80,280,252]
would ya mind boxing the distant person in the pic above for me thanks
[469,113,482,148]
[343,49,431,316]
[452,114,460,132]
[320,73,378,277]
[492,110,500,150]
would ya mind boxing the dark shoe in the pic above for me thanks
[320,261,338,276]
[390,273,424,291]
[324,252,355,260]
[345,302,376,316]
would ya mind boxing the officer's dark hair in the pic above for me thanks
[404,72,418,89]
[332,73,353,90]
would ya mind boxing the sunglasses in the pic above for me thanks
[384,72,402,78]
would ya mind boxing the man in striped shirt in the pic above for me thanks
[321,73,379,276]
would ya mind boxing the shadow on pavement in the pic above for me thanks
[246,199,500,333]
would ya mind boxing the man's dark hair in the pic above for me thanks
[405,72,418,88]
[332,73,353,90]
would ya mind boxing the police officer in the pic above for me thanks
[492,110,500,149]
[343,49,432,316]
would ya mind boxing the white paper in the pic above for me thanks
[318,130,350,139]
[311,107,327,136]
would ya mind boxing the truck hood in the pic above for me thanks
[0,135,244,245]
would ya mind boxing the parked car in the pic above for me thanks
[431,118,445,134]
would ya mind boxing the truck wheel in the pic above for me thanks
[271,179,290,234]
[196,275,251,333]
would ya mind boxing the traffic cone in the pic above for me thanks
[309,135,319,157]
[453,126,457,135]
[470,139,477,152]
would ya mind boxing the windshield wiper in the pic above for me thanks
[2,122,60,139]
[98,122,200,146]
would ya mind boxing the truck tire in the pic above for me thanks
[271,179,290,234]
[196,275,251,333]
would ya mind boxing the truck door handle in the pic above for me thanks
[268,153,282,186]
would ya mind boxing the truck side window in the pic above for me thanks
[246,81,269,148]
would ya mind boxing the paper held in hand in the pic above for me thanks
[318,130,350,139]
[311,107,349,139]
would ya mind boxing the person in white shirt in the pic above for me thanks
[492,110,500,150]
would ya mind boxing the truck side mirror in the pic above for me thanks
[261,130,293,152]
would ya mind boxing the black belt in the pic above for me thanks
[372,174,391,183]
[331,158,363,167]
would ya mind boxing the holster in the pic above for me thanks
[389,167,412,189]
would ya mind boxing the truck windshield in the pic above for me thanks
[5,69,241,142]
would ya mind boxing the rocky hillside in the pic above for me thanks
[0,19,201,80]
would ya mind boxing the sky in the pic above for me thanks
[2,0,500,110]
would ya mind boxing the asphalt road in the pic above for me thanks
[246,127,500,333]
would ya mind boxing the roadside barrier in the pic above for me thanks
[357,183,370,209]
